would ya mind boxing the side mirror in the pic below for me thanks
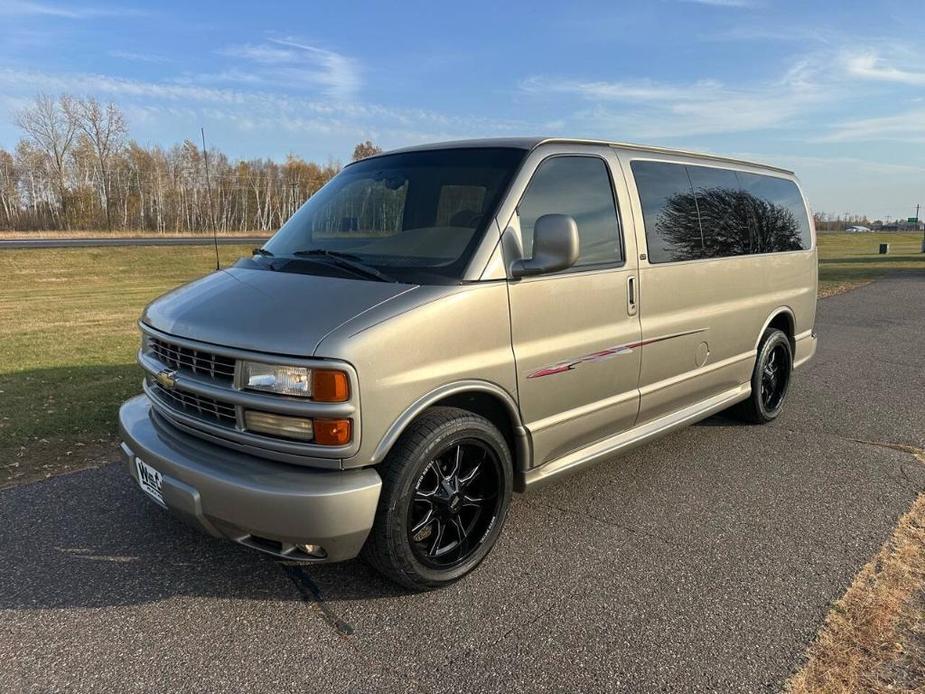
[510,214,580,278]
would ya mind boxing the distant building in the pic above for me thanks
[845,225,871,232]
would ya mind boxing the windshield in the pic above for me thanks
[260,147,526,283]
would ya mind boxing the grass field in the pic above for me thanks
[0,245,252,486]
[817,232,925,296]
[1,233,923,487]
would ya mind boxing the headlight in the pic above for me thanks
[239,361,349,402]
[240,361,311,397]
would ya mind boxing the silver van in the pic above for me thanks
[119,138,817,589]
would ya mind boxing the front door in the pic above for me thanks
[506,151,641,467]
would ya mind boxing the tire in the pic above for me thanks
[731,328,793,424]
[361,407,513,591]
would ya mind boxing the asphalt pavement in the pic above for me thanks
[0,236,267,249]
[1,276,924,693]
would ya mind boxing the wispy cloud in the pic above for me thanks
[220,43,296,65]
[732,152,925,176]
[0,66,528,144]
[701,25,831,43]
[0,66,245,103]
[520,75,727,103]
[0,1,147,19]
[822,109,925,143]
[680,0,760,8]
[519,42,925,141]
[842,50,925,86]
[109,50,169,64]
[519,64,824,138]
[213,38,361,100]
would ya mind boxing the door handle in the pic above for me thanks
[627,276,638,316]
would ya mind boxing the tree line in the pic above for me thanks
[812,212,874,232]
[0,94,382,233]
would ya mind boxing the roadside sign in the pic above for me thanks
[908,217,918,223]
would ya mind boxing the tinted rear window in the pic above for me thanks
[631,161,701,263]
[687,165,753,258]
[632,160,812,263]
[736,172,812,252]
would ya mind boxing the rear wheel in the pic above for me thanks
[732,328,793,424]
[361,407,513,591]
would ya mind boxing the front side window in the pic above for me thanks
[517,156,623,267]
[262,147,526,283]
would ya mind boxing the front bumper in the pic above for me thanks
[119,395,381,562]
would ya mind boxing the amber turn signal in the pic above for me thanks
[313,418,352,446]
[311,369,349,402]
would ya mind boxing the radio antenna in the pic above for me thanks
[200,127,220,271]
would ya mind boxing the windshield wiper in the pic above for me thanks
[291,249,399,283]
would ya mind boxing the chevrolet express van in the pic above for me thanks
[119,138,817,589]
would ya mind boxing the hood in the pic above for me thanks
[142,267,417,357]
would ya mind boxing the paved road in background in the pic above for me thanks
[2,277,924,693]
[0,236,267,249]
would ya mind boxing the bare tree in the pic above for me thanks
[3,95,352,232]
[0,148,20,227]
[16,94,79,228]
[351,140,383,161]
[65,97,127,231]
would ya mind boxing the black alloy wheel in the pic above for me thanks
[407,440,502,569]
[732,327,793,424]
[759,341,790,413]
[362,407,513,591]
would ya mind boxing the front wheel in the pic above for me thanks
[732,328,793,424]
[361,407,513,591]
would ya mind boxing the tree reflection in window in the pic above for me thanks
[632,160,810,263]
[657,187,802,261]
[742,191,803,254]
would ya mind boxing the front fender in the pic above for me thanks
[369,380,531,473]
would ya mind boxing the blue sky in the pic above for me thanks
[1,0,924,220]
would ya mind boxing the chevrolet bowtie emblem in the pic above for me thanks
[155,368,178,390]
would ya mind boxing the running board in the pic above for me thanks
[520,382,751,491]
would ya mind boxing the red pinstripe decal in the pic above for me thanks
[526,328,708,379]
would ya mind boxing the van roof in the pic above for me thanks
[371,137,794,175]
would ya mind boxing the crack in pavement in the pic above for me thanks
[844,439,925,466]
[525,496,685,550]
[276,559,434,693]
[278,560,354,637]
[489,565,593,649]
[828,436,925,492]
[844,438,925,485]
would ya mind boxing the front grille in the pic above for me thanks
[149,381,238,427]
[149,337,236,383]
